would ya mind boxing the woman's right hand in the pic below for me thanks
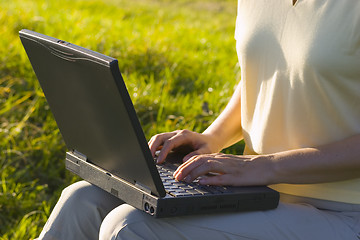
[148,130,221,164]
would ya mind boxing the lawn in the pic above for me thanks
[0,0,242,238]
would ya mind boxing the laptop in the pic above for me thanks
[19,29,279,217]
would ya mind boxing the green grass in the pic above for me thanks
[0,0,242,239]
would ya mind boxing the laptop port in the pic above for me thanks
[144,202,150,212]
[149,206,155,214]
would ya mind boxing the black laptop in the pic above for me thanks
[19,29,279,217]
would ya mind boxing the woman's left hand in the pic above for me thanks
[173,153,274,186]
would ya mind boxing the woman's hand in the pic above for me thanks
[173,153,275,186]
[152,132,360,187]
[149,84,244,165]
[148,130,222,164]
[172,134,360,187]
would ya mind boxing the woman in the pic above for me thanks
[39,0,360,239]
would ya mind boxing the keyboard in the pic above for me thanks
[156,163,234,197]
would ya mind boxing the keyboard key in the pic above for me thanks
[157,164,235,197]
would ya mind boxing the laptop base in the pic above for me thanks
[66,151,279,218]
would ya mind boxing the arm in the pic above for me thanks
[202,82,243,151]
[270,134,360,184]
[173,134,360,186]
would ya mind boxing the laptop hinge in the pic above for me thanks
[135,182,151,194]
[72,149,87,161]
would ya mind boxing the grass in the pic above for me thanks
[0,0,242,239]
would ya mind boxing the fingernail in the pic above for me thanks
[174,167,180,176]
[173,173,181,181]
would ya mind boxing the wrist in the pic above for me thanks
[200,132,223,153]
[255,154,278,185]
[202,128,243,153]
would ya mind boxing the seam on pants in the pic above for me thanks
[114,220,150,240]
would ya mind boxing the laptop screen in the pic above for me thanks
[20,29,166,197]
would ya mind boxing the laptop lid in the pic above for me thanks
[19,29,166,197]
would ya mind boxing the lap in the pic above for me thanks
[100,200,360,240]
[39,181,360,240]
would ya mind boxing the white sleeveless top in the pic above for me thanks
[235,0,360,204]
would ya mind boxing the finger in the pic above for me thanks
[183,149,208,162]
[148,133,166,155]
[198,174,233,186]
[175,154,243,183]
[156,130,193,163]
[174,153,217,177]
[148,132,176,157]
[173,154,199,176]
[174,156,220,182]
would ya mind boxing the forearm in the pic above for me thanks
[203,83,243,152]
[173,134,360,186]
[269,134,360,184]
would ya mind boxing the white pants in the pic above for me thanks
[38,181,360,240]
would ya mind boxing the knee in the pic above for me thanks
[55,181,100,219]
[62,180,92,195]
[99,204,150,240]
[60,181,96,205]
[60,181,122,218]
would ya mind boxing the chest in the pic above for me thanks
[235,0,360,76]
